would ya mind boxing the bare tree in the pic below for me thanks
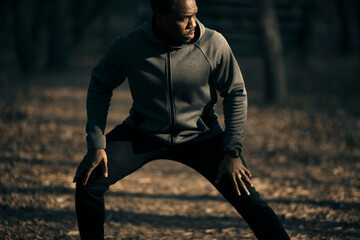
[70,0,109,45]
[46,0,68,70]
[256,0,287,102]
[12,0,34,74]
[338,0,360,56]
[12,0,46,74]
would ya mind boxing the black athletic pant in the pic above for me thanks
[76,124,290,240]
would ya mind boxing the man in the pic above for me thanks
[73,0,290,239]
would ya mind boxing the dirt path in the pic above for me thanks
[1,72,359,239]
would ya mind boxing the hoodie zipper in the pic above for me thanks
[166,50,175,145]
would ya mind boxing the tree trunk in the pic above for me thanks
[101,3,111,51]
[0,0,5,30]
[12,0,47,74]
[338,0,360,56]
[299,0,316,60]
[31,0,46,44]
[255,0,287,102]
[71,0,109,45]
[12,0,34,74]
[46,0,68,71]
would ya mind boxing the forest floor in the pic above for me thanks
[0,70,359,240]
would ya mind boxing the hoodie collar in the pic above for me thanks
[143,17,205,49]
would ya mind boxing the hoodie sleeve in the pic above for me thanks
[210,33,247,154]
[86,38,127,150]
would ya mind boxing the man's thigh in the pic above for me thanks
[83,124,168,192]
[170,134,255,194]
[170,134,225,182]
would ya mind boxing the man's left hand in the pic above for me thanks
[215,155,254,196]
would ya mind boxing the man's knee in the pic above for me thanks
[75,166,110,194]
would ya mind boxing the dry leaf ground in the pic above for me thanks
[0,70,359,240]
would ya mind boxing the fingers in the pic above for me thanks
[217,171,253,196]
[73,158,86,183]
[83,166,96,185]
[73,150,107,185]
[215,170,223,184]
[103,154,108,178]
[216,171,243,196]
[236,173,250,196]
[74,161,95,185]
[73,168,79,183]
[232,175,241,196]
[241,170,254,187]
[244,167,252,178]
[73,173,78,183]
[73,170,80,183]
[83,158,106,185]
[215,156,254,196]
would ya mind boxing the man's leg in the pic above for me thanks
[170,134,290,240]
[75,124,168,239]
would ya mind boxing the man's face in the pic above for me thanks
[156,0,198,44]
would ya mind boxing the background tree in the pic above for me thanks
[12,0,36,74]
[338,0,360,56]
[8,0,110,74]
[70,0,109,45]
[255,0,287,102]
[46,0,68,71]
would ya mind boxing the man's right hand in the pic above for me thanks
[73,149,108,185]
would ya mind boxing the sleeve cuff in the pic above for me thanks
[86,134,106,150]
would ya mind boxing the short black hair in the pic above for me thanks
[150,0,175,14]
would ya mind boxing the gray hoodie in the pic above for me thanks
[86,19,247,154]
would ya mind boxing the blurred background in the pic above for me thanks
[1,0,359,109]
[0,0,359,239]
